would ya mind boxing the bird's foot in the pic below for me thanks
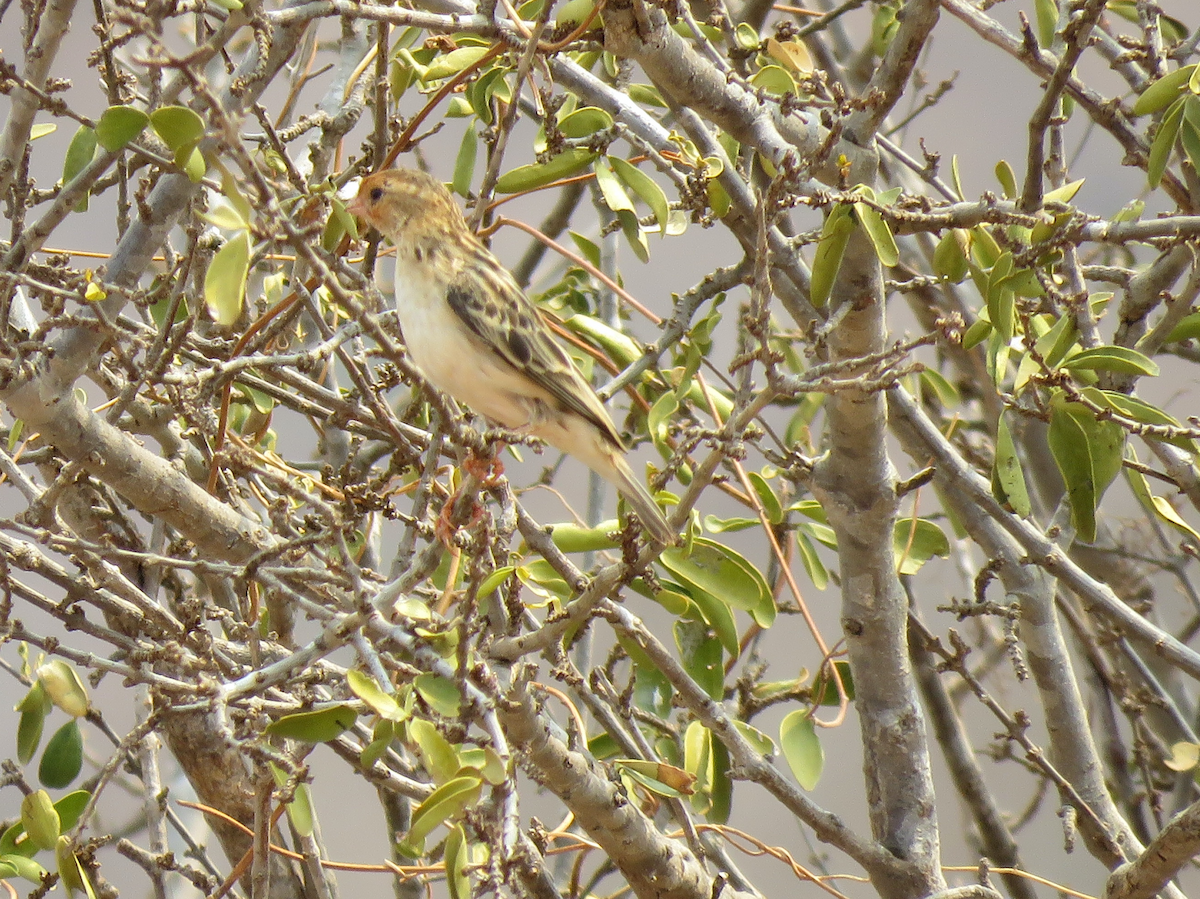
[462,447,505,487]
[435,496,489,547]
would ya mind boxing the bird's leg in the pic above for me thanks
[435,441,504,545]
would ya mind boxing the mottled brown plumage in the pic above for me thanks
[348,168,675,546]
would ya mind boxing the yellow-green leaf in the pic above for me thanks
[1048,394,1125,543]
[610,156,670,232]
[150,105,205,153]
[559,106,614,138]
[1132,65,1197,116]
[810,203,855,307]
[1148,97,1185,188]
[992,413,1031,517]
[403,775,482,854]
[20,791,60,852]
[780,710,824,789]
[62,126,97,212]
[96,105,149,152]
[265,704,357,742]
[495,149,597,193]
[421,46,492,81]
[204,232,251,327]
[1059,345,1160,377]
[854,201,899,266]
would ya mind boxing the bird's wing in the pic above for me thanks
[445,244,625,450]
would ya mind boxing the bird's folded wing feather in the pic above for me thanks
[445,249,626,450]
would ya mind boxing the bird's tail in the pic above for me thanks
[607,453,677,546]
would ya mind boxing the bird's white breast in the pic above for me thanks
[391,251,540,430]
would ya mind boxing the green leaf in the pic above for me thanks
[204,232,251,327]
[1148,97,1185,188]
[1180,119,1200,177]
[549,520,621,552]
[610,156,670,233]
[1132,65,1197,116]
[407,718,461,785]
[37,660,89,718]
[415,673,461,717]
[1048,395,1125,543]
[1044,178,1085,205]
[780,710,824,789]
[361,720,397,771]
[594,157,634,212]
[1059,345,1160,377]
[628,83,668,107]
[1034,0,1058,46]
[55,836,90,897]
[62,126,97,212]
[659,539,766,612]
[674,619,724,700]
[814,660,855,704]
[647,390,679,451]
[810,203,855,307]
[444,824,472,899]
[568,231,602,268]
[933,229,969,282]
[556,0,595,26]
[1,854,47,883]
[421,46,492,81]
[992,413,1031,517]
[348,670,405,721]
[1085,388,1196,452]
[748,65,796,96]
[1166,311,1200,343]
[795,530,829,589]
[616,208,650,262]
[96,105,149,152]
[558,106,613,138]
[16,681,50,764]
[854,201,899,266]
[402,775,482,855]
[268,763,314,838]
[994,159,1017,198]
[734,21,760,48]
[893,518,950,575]
[918,368,960,408]
[31,123,56,140]
[52,791,90,834]
[179,145,206,182]
[453,127,478,198]
[265,704,357,742]
[202,197,249,232]
[747,471,783,524]
[150,105,205,153]
[21,791,60,852]
[39,720,83,789]
[495,149,597,193]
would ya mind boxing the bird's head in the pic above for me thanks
[346,168,465,239]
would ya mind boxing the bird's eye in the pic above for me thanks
[370,187,384,202]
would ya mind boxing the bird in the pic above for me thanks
[347,167,677,546]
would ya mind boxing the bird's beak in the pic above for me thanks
[345,193,367,220]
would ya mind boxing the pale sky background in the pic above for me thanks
[2,2,1198,897]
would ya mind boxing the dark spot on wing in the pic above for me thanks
[506,328,532,365]
[447,283,489,341]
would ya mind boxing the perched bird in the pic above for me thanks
[348,168,676,546]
